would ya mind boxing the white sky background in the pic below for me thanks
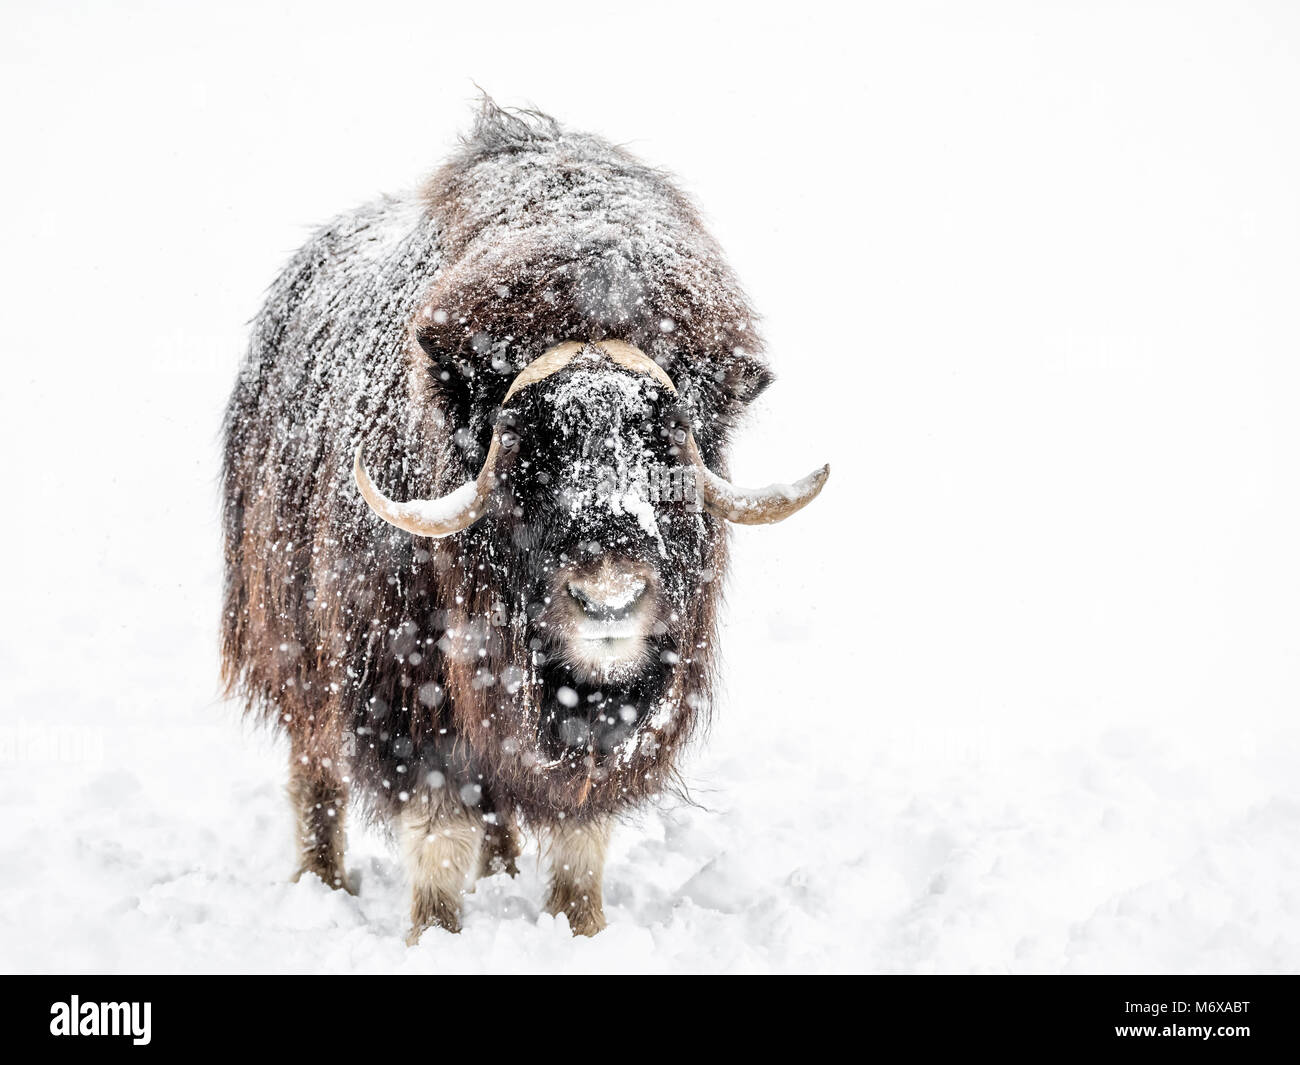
[1,1,1298,971]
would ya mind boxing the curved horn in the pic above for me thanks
[502,341,583,402]
[591,339,829,523]
[354,429,505,538]
[683,434,829,526]
[592,339,678,395]
[355,341,581,537]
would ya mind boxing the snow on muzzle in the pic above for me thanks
[353,339,830,537]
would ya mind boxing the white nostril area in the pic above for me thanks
[567,576,647,619]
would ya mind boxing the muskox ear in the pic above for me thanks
[718,352,774,410]
[417,329,476,428]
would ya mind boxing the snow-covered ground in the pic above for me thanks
[3,1,1299,973]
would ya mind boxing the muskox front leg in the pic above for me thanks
[399,798,485,944]
[288,745,350,892]
[545,817,612,937]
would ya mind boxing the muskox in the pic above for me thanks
[221,102,828,941]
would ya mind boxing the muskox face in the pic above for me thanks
[354,339,828,720]
[501,356,710,686]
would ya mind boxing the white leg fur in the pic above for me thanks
[545,817,612,936]
[398,801,484,943]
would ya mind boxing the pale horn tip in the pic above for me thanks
[697,458,830,525]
